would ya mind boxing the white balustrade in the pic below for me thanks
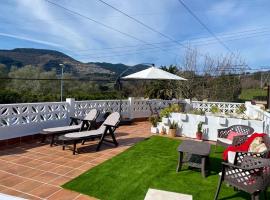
[0,102,69,139]
[191,101,244,114]
[74,99,130,120]
[0,98,268,140]
[132,99,186,118]
[245,103,270,134]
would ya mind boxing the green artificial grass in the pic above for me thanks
[63,136,257,200]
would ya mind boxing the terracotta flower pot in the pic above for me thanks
[169,129,177,137]
[150,126,158,134]
[160,127,166,135]
[196,131,203,140]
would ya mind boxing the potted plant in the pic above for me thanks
[168,120,178,137]
[159,126,166,135]
[149,115,159,134]
[210,105,220,116]
[170,104,183,119]
[160,107,171,124]
[236,104,246,114]
[196,122,203,140]
[236,104,247,118]
[170,104,182,112]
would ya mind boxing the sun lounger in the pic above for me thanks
[41,109,99,146]
[58,112,120,155]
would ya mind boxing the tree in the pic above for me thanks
[144,47,247,101]
[145,65,182,100]
[0,64,8,88]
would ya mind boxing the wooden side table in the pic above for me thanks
[176,140,211,178]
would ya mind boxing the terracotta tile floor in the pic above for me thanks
[0,121,151,200]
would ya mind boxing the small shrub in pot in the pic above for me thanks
[168,120,178,137]
[196,122,203,140]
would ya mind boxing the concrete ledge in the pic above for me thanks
[144,189,192,200]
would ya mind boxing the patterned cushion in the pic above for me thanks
[227,131,240,141]
[248,137,264,152]
[253,143,267,153]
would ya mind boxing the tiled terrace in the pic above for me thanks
[0,121,151,200]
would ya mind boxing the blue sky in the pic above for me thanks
[0,0,270,70]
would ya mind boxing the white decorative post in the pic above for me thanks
[128,97,135,119]
[245,101,252,118]
[184,99,191,112]
[66,98,75,119]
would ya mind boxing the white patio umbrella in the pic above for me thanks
[117,66,187,124]
[121,66,187,81]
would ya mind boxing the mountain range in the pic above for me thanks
[0,48,149,78]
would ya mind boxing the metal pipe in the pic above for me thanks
[59,64,64,102]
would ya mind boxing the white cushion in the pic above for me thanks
[217,138,232,145]
[43,124,81,133]
[64,126,106,138]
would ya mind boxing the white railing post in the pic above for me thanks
[184,99,191,112]
[245,101,252,117]
[128,97,135,119]
[66,98,75,118]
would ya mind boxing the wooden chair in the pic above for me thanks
[214,156,270,200]
[231,135,270,165]
[215,125,254,152]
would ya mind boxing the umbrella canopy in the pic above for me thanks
[121,67,187,80]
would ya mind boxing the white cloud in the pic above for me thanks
[15,0,87,49]
[0,32,64,48]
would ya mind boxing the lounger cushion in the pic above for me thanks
[217,138,233,145]
[62,112,120,140]
[42,124,81,134]
[64,126,106,138]
[103,112,120,126]
[84,109,98,121]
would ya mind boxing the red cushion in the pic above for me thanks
[223,133,266,161]
[227,131,240,141]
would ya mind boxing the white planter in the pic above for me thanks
[170,113,180,120]
[227,117,241,126]
[162,117,170,125]
[197,115,206,123]
[249,120,265,132]
[240,119,249,126]
[150,126,159,134]
[219,117,227,125]
[157,123,164,134]
[180,113,187,121]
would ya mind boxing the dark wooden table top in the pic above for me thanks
[177,140,211,156]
